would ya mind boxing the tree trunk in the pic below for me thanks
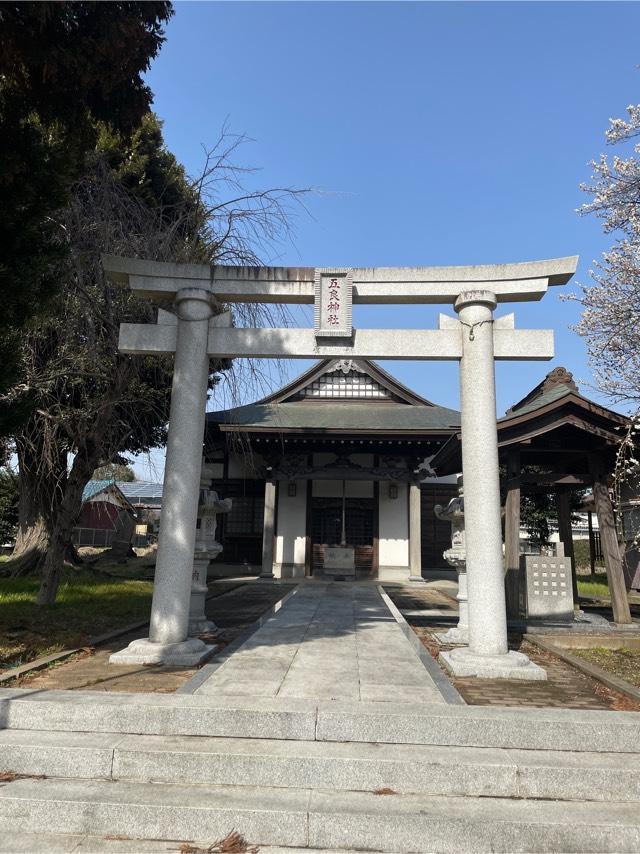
[10,514,50,576]
[589,453,632,624]
[9,439,61,576]
[36,448,97,604]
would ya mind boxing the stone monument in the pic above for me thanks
[188,463,232,635]
[519,541,574,623]
[435,476,468,643]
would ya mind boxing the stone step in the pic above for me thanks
[0,834,354,854]
[2,688,640,752]
[0,776,638,853]
[1,729,639,802]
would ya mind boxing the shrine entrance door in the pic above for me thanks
[310,496,376,578]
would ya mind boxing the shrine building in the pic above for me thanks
[204,357,461,581]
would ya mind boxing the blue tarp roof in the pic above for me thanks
[81,480,115,502]
[81,480,163,504]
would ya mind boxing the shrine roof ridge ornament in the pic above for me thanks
[102,255,579,305]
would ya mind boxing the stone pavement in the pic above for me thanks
[384,585,640,712]
[195,582,447,703]
[13,580,296,694]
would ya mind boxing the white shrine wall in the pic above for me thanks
[378,480,410,582]
[274,482,307,578]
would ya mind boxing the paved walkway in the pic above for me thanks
[12,581,296,694]
[195,583,446,703]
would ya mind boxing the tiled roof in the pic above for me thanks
[501,383,573,418]
[207,401,460,433]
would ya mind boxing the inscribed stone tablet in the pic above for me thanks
[314,268,353,338]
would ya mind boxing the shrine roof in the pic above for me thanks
[206,358,459,436]
[206,401,460,435]
[503,381,573,416]
[430,366,629,475]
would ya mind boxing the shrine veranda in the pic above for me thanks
[96,254,610,681]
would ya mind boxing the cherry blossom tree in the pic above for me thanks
[577,98,640,536]
[577,102,640,410]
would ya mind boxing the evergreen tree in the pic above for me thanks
[0,2,173,397]
[92,464,136,483]
[0,469,19,545]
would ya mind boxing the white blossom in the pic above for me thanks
[571,90,640,535]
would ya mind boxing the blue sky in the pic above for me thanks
[134,1,639,479]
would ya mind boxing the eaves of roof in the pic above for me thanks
[206,401,461,435]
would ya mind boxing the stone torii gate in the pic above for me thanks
[103,255,578,679]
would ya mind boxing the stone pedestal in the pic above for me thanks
[435,477,468,644]
[440,291,546,681]
[324,545,356,578]
[110,288,216,666]
[188,464,232,635]
[189,553,219,635]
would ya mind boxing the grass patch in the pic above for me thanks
[577,572,610,599]
[78,548,156,580]
[0,567,153,671]
[572,647,640,688]
[573,539,605,572]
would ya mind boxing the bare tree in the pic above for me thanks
[4,124,310,604]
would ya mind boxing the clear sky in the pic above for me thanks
[134,0,640,480]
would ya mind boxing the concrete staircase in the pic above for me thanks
[1,688,640,853]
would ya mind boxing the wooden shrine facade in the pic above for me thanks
[203,358,461,581]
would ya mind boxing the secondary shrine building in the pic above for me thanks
[204,358,462,581]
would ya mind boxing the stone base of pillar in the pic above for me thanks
[437,626,469,645]
[259,572,275,580]
[109,636,216,666]
[188,616,218,635]
[439,647,547,681]
[408,575,426,583]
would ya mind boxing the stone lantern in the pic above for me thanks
[434,475,468,643]
[188,462,232,635]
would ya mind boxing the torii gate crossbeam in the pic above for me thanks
[103,254,578,680]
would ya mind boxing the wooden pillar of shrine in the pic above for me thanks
[589,454,631,624]
[504,449,521,620]
[555,490,579,605]
[587,510,596,574]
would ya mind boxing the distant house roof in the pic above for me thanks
[206,358,460,438]
[81,480,119,502]
[81,480,163,506]
[80,480,133,512]
[118,481,163,503]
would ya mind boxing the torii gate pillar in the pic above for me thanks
[110,288,216,665]
[439,291,545,679]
